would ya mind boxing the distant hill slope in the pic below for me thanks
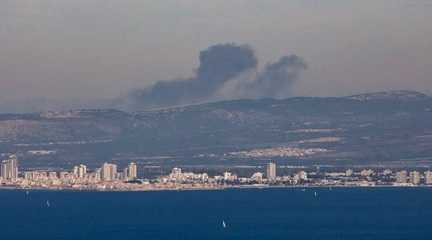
[346,90,429,101]
[1,90,432,168]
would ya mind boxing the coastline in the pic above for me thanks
[1,184,432,193]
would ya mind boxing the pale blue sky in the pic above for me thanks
[1,0,431,104]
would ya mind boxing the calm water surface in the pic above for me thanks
[0,187,431,239]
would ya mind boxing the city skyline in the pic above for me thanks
[3,154,432,191]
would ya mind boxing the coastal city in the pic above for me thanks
[2,154,432,191]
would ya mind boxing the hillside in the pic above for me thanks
[1,91,432,169]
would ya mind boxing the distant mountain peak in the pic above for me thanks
[346,90,429,101]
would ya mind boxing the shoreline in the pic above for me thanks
[1,184,432,193]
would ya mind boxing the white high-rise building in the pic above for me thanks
[266,162,277,181]
[101,163,117,181]
[73,166,79,176]
[123,167,129,181]
[425,171,432,185]
[410,171,421,185]
[73,164,87,178]
[78,164,87,178]
[94,168,102,182]
[223,171,237,181]
[0,155,18,181]
[396,170,408,183]
[128,162,137,180]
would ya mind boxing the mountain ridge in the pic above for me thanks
[0,90,431,169]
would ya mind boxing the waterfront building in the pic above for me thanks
[123,167,129,181]
[0,155,18,181]
[267,162,277,181]
[425,171,432,185]
[73,166,79,176]
[169,168,182,181]
[223,171,231,181]
[360,169,374,177]
[297,171,308,181]
[101,163,117,181]
[128,162,138,180]
[24,171,33,180]
[396,170,408,183]
[345,169,354,177]
[73,164,87,178]
[172,167,182,176]
[293,171,308,183]
[94,168,101,182]
[78,164,87,178]
[165,167,209,183]
[251,172,263,183]
[383,169,393,176]
[409,171,421,185]
[223,171,237,182]
[24,171,48,181]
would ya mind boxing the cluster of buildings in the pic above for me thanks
[307,168,432,187]
[159,163,432,188]
[1,156,139,190]
[22,162,137,184]
[4,154,432,191]
[394,170,432,186]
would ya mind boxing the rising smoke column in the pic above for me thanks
[244,55,307,98]
[126,43,307,109]
[128,43,257,109]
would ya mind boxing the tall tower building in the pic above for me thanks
[73,166,79,177]
[73,164,87,179]
[425,171,432,185]
[123,167,129,181]
[396,170,408,184]
[78,164,87,179]
[94,168,102,182]
[409,171,421,185]
[267,162,277,181]
[128,162,137,180]
[0,155,18,181]
[101,163,117,181]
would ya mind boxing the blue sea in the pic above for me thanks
[1,187,431,239]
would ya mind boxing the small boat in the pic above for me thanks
[46,200,51,208]
[314,191,318,197]
[222,220,227,228]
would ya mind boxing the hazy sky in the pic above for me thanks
[1,0,432,105]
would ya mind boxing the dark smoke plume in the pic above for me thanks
[127,43,256,109]
[125,43,307,109]
[244,55,307,98]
